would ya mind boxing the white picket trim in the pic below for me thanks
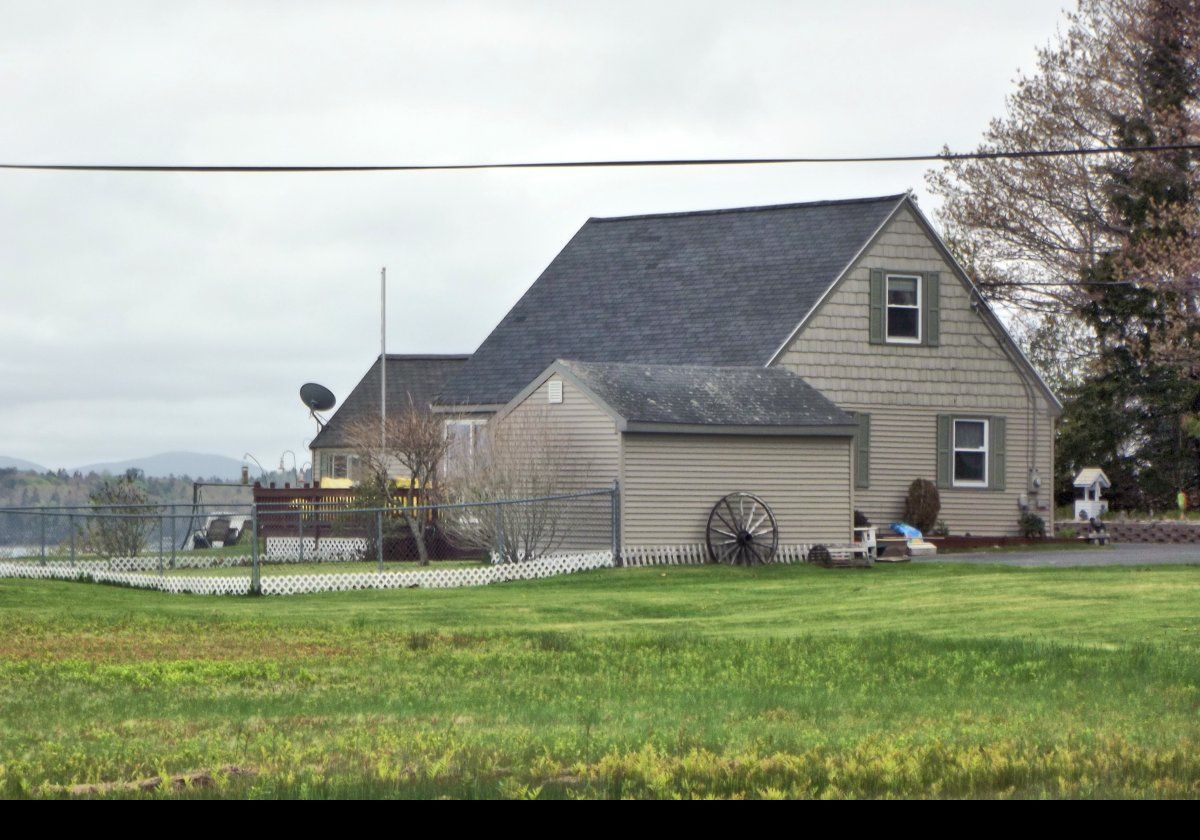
[0,539,871,596]
[619,543,855,567]
[0,550,616,597]
[264,536,368,562]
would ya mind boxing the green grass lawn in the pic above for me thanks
[2,562,1199,799]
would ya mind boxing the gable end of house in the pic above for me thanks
[767,195,1061,416]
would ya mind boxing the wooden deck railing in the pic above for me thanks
[249,483,473,559]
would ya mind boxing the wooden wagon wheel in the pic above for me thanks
[706,492,779,565]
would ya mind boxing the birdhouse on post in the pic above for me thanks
[1073,468,1111,521]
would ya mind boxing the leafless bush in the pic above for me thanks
[442,407,583,563]
[345,401,453,565]
[84,476,151,558]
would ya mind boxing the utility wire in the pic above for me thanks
[1,142,1199,173]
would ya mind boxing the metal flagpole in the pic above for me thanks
[381,267,387,456]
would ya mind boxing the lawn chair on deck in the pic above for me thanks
[193,516,239,549]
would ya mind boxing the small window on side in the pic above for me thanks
[952,419,988,487]
[331,454,349,479]
[885,274,921,343]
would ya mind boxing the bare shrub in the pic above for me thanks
[344,401,453,565]
[442,407,582,563]
[85,474,150,558]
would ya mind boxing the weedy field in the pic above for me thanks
[1,562,1199,799]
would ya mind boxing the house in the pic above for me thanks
[309,354,468,486]
[433,192,1061,548]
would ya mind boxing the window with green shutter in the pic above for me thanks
[936,414,1007,490]
[869,269,939,346]
[853,412,870,489]
[989,415,1007,490]
[868,269,885,344]
[936,414,952,488]
[923,272,940,346]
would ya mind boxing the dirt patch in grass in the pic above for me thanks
[65,765,255,796]
[0,628,362,662]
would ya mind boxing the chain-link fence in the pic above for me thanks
[0,502,255,569]
[0,487,619,595]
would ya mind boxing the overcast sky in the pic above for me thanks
[0,0,1069,470]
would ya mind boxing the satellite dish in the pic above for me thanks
[300,383,336,412]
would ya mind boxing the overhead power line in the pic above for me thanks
[1,143,1199,174]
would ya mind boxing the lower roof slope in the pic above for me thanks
[310,354,469,449]
[439,194,905,407]
[553,360,854,431]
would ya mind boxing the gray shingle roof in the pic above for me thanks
[555,360,854,430]
[438,194,904,407]
[310,354,469,449]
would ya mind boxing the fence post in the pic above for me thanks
[69,513,76,567]
[611,479,621,566]
[376,509,384,572]
[298,509,304,564]
[157,514,164,576]
[250,505,261,595]
[495,504,505,563]
[170,510,177,570]
[39,514,46,565]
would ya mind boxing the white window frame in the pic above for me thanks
[952,418,989,488]
[885,273,922,344]
[331,454,350,479]
[442,418,488,475]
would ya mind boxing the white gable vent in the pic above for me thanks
[548,380,563,404]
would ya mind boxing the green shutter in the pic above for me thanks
[990,416,1007,490]
[854,412,871,489]
[868,269,885,344]
[923,272,940,347]
[936,414,952,489]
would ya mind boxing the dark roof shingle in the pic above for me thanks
[310,354,469,449]
[555,360,854,430]
[439,194,904,406]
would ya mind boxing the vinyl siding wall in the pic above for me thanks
[493,374,621,551]
[619,434,854,547]
[775,206,1057,536]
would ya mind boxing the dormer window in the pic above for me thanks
[885,274,921,343]
[868,269,939,347]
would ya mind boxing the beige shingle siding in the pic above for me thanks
[836,405,1052,536]
[496,373,620,550]
[776,206,1057,536]
[619,434,853,546]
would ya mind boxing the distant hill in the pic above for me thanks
[73,452,252,481]
[0,456,48,473]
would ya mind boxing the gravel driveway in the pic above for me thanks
[921,543,1200,567]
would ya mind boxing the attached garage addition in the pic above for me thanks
[494,360,858,551]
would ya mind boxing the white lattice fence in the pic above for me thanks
[265,536,368,562]
[0,550,615,597]
[1,554,251,573]
[620,543,854,567]
[260,550,614,595]
[0,561,253,595]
